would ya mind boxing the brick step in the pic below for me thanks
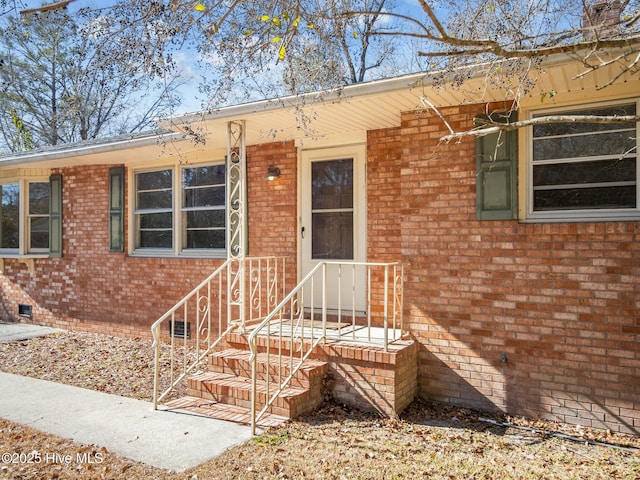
[225,331,318,357]
[209,348,327,389]
[165,395,288,429]
[186,371,324,418]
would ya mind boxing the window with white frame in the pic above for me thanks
[134,169,173,249]
[529,101,638,220]
[0,183,20,251]
[133,162,226,254]
[0,179,55,256]
[27,182,51,252]
[182,164,226,250]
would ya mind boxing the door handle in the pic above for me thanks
[301,226,305,238]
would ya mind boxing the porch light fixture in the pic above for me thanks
[265,165,281,180]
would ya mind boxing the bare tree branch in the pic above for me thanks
[419,96,454,136]
[440,114,640,143]
[20,0,76,16]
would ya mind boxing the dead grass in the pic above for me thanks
[0,330,639,479]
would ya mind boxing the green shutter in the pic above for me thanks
[49,174,63,258]
[109,167,125,252]
[476,113,518,220]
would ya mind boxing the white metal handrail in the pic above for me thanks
[151,256,287,409]
[248,261,404,434]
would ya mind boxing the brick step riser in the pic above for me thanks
[208,356,326,389]
[186,384,323,418]
[225,333,318,358]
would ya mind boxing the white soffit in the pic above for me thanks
[1,51,636,169]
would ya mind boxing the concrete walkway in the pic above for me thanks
[0,322,63,343]
[0,323,254,472]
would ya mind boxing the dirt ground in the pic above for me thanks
[0,330,638,479]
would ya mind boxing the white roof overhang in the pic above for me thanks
[0,49,636,169]
[159,50,640,150]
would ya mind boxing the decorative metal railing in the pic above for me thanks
[248,261,404,434]
[151,256,287,409]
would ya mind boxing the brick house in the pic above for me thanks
[0,53,638,434]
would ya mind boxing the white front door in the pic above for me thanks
[300,145,367,314]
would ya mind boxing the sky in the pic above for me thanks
[5,0,427,115]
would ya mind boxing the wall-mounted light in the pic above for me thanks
[265,165,281,181]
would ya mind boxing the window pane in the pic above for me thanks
[533,104,636,137]
[312,212,353,260]
[533,158,636,186]
[137,190,172,210]
[30,217,49,249]
[312,159,353,210]
[186,210,225,229]
[185,229,225,249]
[184,210,225,250]
[534,186,636,211]
[139,212,172,229]
[136,170,172,209]
[183,165,225,188]
[184,185,225,208]
[139,230,172,249]
[533,131,636,161]
[137,169,172,190]
[1,183,19,249]
[29,183,50,215]
[138,212,172,248]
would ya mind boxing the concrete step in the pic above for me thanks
[186,371,324,419]
[208,348,327,389]
[165,395,289,428]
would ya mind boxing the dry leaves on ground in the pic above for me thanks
[1,329,639,480]
[0,330,191,401]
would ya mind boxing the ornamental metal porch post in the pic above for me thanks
[227,121,247,331]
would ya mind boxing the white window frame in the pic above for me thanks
[133,167,174,253]
[0,176,51,258]
[0,180,21,256]
[131,161,227,257]
[180,163,226,254]
[25,179,51,254]
[526,98,640,222]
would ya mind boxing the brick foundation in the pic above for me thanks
[321,340,418,417]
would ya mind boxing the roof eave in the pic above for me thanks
[0,132,185,168]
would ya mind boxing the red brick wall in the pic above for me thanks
[0,142,299,339]
[366,105,640,434]
[246,141,298,286]
[0,165,225,338]
[367,127,402,262]
[245,141,299,318]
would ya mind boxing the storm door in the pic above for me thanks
[300,145,366,314]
